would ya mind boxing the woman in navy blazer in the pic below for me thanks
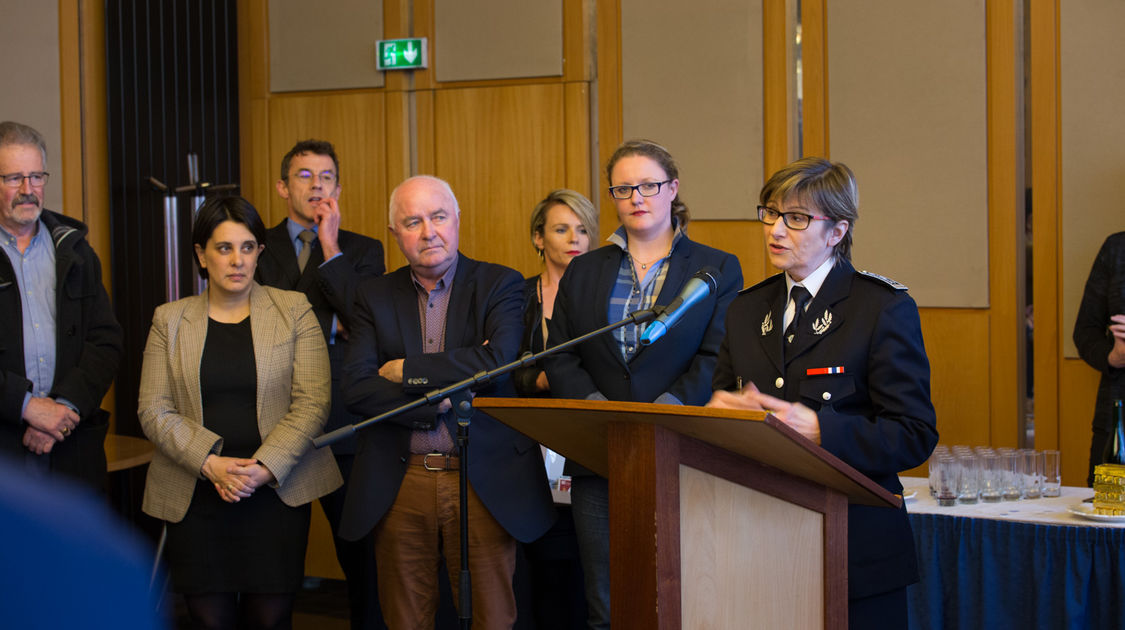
[544,140,742,629]
[708,157,938,629]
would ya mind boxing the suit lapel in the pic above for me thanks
[633,244,691,361]
[786,262,851,364]
[264,223,302,288]
[249,283,277,424]
[757,279,785,374]
[594,248,627,366]
[178,294,210,425]
[394,268,424,357]
[445,255,472,350]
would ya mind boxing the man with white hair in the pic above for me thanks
[341,175,554,628]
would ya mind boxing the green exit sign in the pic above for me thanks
[376,38,428,71]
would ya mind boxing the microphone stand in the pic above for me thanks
[312,307,660,628]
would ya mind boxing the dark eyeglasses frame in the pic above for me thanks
[756,205,834,231]
[608,180,672,200]
[0,171,49,188]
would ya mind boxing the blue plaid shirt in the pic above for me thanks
[606,223,686,363]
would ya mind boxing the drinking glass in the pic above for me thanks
[935,455,959,507]
[980,452,1003,502]
[1021,449,1041,499]
[957,453,980,504]
[1041,450,1061,497]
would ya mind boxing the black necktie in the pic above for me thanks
[785,286,812,344]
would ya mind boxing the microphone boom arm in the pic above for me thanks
[313,307,659,448]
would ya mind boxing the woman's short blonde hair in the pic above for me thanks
[529,189,600,255]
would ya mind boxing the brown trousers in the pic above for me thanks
[374,464,517,629]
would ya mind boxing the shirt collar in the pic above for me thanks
[786,256,835,299]
[411,255,459,293]
[0,218,47,249]
[607,219,686,253]
[285,218,317,243]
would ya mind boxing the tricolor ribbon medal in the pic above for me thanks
[806,366,845,376]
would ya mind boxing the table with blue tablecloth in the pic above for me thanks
[900,476,1125,629]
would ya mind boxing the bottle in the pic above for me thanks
[1103,399,1125,465]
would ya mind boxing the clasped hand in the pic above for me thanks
[202,454,276,503]
[706,381,822,445]
[22,397,81,454]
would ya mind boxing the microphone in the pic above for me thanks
[639,267,720,345]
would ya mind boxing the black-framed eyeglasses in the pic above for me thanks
[757,205,833,230]
[0,171,49,188]
[608,180,672,200]
[286,169,337,186]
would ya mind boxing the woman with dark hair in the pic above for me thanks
[138,195,342,629]
[545,140,742,628]
[708,157,938,629]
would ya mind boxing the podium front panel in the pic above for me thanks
[681,465,824,629]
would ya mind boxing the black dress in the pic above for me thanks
[165,317,311,594]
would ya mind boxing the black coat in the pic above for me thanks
[0,210,123,484]
[255,220,385,453]
[545,238,742,406]
[1073,232,1125,431]
[339,254,555,543]
[714,260,939,600]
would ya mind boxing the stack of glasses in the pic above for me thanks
[928,445,1061,506]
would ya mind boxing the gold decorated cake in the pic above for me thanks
[1093,463,1125,515]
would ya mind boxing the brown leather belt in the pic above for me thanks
[408,453,460,471]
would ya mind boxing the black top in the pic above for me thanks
[200,317,259,458]
[514,275,550,397]
[1074,232,1125,431]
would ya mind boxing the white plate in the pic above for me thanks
[903,490,917,501]
[1067,503,1125,522]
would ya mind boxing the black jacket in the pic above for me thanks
[339,254,555,542]
[0,210,123,484]
[255,220,385,453]
[715,260,939,599]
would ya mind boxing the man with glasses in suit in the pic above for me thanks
[256,139,387,629]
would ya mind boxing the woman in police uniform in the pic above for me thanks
[708,157,938,629]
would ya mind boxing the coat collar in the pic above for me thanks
[784,260,852,363]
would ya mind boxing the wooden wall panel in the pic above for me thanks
[60,0,115,423]
[985,0,1025,452]
[431,84,568,277]
[688,221,763,289]
[1031,0,1063,458]
[266,93,390,258]
[1060,359,1099,486]
[919,309,993,448]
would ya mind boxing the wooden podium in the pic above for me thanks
[475,398,899,630]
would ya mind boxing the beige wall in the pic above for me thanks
[828,0,989,308]
[1060,0,1125,358]
[2,1,63,211]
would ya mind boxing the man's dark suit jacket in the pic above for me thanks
[255,220,385,453]
[339,254,555,543]
[544,238,742,406]
[713,260,939,600]
[0,210,122,485]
